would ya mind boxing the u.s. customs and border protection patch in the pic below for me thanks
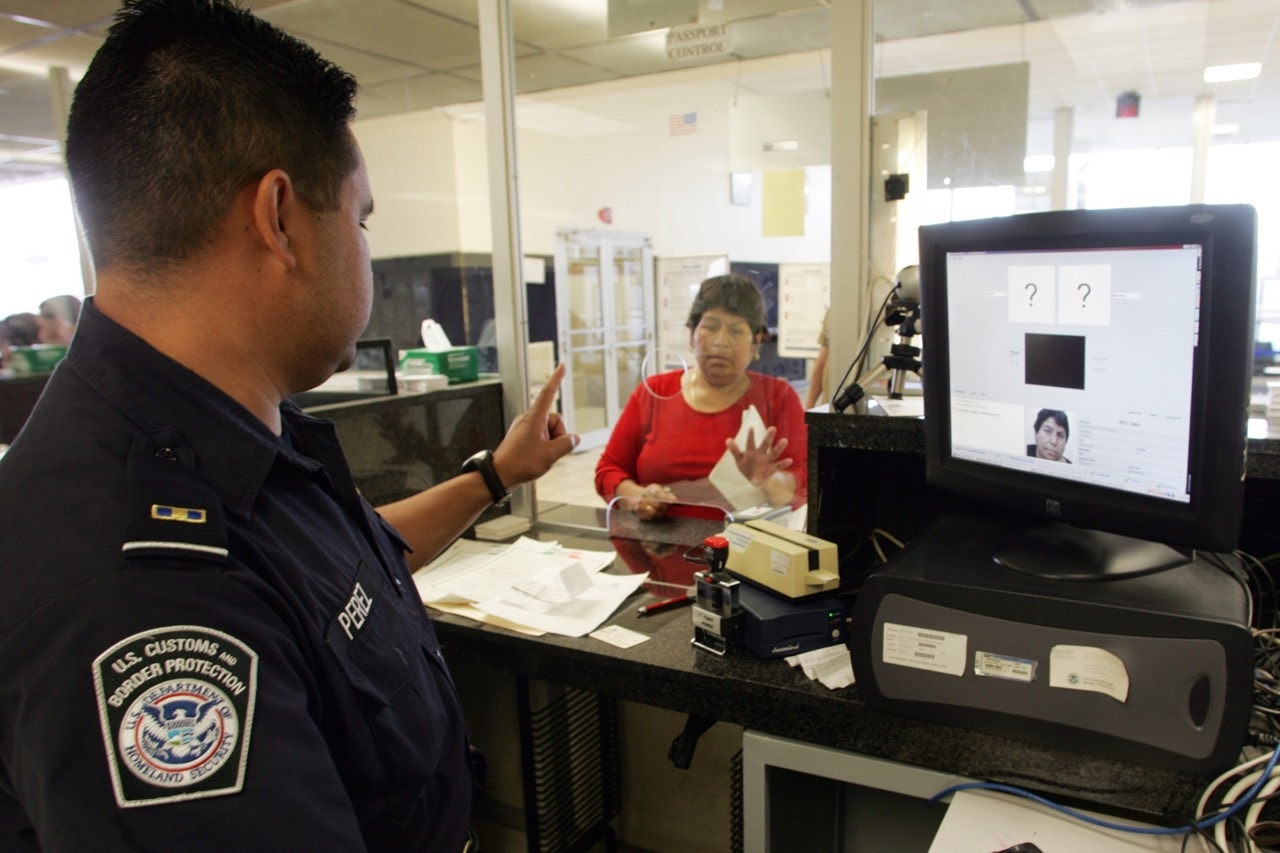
[92,625,258,807]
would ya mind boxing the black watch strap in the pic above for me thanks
[462,449,510,507]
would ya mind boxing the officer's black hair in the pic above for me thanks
[65,0,359,273]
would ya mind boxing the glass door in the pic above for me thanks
[555,229,654,449]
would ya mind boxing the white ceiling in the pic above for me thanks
[0,0,1277,187]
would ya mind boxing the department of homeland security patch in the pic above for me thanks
[92,625,258,807]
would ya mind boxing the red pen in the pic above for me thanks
[636,593,695,617]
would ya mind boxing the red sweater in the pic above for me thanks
[594,370,808,506]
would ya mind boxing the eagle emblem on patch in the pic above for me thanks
[92,626,258,807]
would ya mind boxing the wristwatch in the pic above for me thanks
[461,449,510,507]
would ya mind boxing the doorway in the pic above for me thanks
[554,229,654,449]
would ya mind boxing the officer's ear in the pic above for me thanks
[250,169,299,273]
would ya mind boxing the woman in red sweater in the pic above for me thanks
[595,274,807,521]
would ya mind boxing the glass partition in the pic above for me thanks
[1,0,1277,464]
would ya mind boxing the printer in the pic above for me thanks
[850,513,1254,775]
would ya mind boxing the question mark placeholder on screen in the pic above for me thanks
[1058,265,1111,326]
[1008,266,1056,324]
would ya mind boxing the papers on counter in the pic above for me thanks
[786,644,855,690]
[413,536,646,638]
[590,625,650,649]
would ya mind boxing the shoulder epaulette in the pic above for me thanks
[122,428,228,565]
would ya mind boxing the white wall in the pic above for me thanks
[352,58,833,266]
[353,109,464,258]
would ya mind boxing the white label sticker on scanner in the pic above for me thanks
[881,622,967,676]
[974,651,1037,683]
[1049,645,1130,702]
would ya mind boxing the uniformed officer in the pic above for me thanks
[0,0,578,849]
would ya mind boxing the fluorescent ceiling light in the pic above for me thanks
[1212,124,1240,136]
[1203,63,1261,83]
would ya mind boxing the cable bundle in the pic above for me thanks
[919,548,1280,851]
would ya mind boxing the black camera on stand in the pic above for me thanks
[832,265,922,413]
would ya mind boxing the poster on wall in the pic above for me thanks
[777,263,829,359]
[762,170,806,237]
[655,254,729,370]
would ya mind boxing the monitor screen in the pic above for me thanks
[920,204,1256,577]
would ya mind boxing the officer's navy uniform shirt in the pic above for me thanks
[0,299,472,851]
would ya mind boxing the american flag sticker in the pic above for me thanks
[669,112,697,136]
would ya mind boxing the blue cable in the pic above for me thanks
[926,745,1280,837]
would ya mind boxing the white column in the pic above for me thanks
[1191,95,1215,204]
[479,0,534,516]
[828,0,875,403]
[1051,106,1074,211]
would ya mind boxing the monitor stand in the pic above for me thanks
[992,521,1191,581]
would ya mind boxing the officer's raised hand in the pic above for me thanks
[492,362,579,489]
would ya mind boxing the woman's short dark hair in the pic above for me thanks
[686,274,766,334]
[65,0,359,273]
[1034,408,1070,440]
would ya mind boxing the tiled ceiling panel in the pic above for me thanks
[258,0,481,71]
[451,51,627,94]
[874,0,1028,41]
[0,16,56,53]
[730,6,833,60]
[0,30,101,74]
[606,0,699,40]
[357,70,483,119]
[298,36,437,87]
[0,0,1276,188]
[0,0,117,28]
[559,30,678,78]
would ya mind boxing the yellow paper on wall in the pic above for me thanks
[762,169,805,237]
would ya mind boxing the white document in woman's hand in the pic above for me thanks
[708,404,770,510]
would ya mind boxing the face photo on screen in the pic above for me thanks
[1027,408,1071,463]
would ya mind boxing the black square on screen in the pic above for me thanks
[1025,333,1085,389]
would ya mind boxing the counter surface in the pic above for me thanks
[431,541,1209,826]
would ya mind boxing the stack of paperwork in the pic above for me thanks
[413,536,646,637]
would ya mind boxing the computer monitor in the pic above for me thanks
[919,204,1257,579]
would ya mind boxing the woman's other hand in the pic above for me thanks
[727,427,797,507]
[634,483,676,521]
[727,426,792,484]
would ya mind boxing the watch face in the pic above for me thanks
[463,449,507,504]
